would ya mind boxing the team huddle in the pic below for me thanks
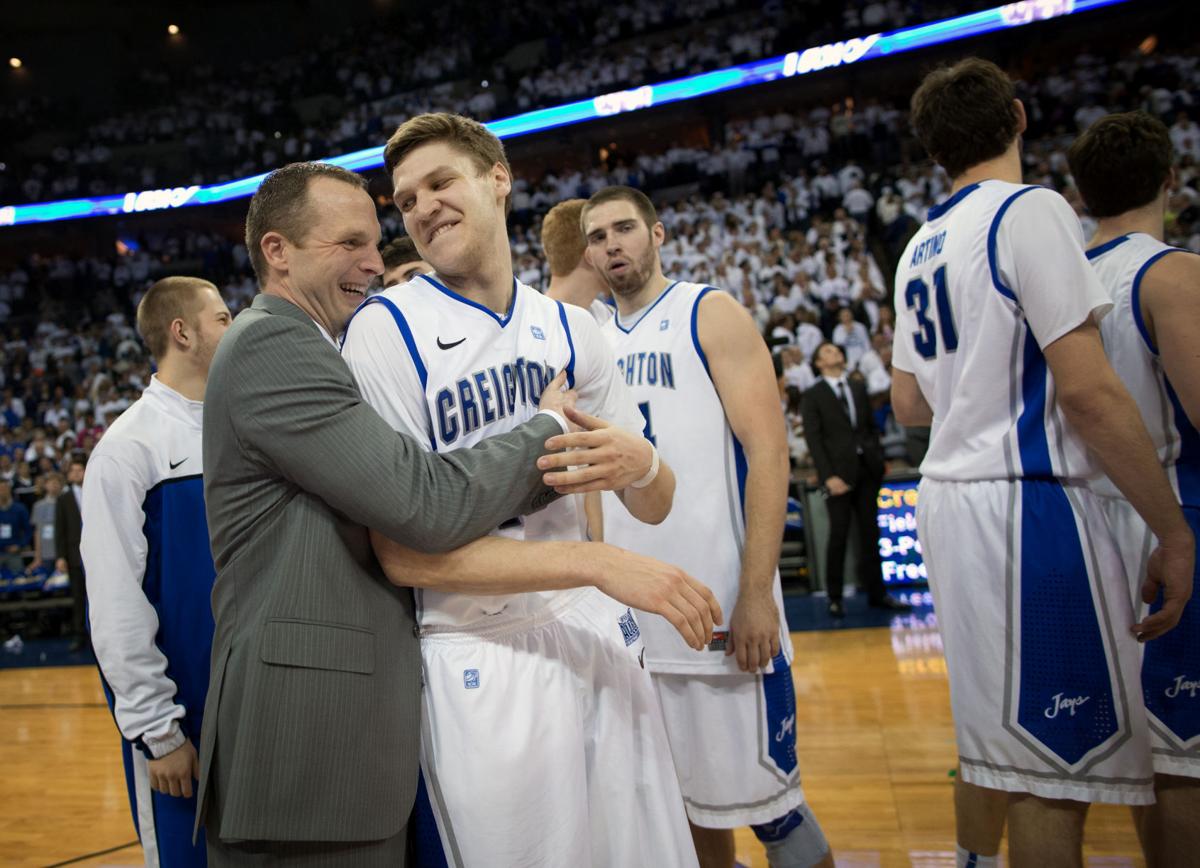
[79,56,1197,868]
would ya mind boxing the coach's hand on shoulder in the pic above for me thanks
[1135,530,1195,642]
[147,739,199,799]
[728,590,782,673]
[537,370,578,419]
[591,545,722,651]
[538,406,654,493]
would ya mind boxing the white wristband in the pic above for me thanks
[630,444,661,489]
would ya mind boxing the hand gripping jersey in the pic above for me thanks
[892,180,1111,482]
[600,280,790,675]
[1088,233,1199,505]
[80,375,215,867]
[341,274,644,630]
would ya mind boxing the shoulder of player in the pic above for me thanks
[82,425,157,488]
[995,183,1073,225]
[1140,248,1200,306]
[694,285,758,352]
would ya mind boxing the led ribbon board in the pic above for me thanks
[0,0,1128,228]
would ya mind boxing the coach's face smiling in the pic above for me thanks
[276,177,383,336]
[391,142,511,285]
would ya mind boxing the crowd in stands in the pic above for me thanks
[0,42,1198,572]
[2,0,997,205]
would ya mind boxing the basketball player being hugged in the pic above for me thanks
[1070,111,1200,866]
[892,60,1193,868]
[341,113,718,867]
[580,185,834,868]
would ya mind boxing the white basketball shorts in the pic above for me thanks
[651,654,806,828]
[918,477,1154,804]
[1098,495,1200,779]
[418,587,698,867]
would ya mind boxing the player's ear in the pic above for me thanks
[1013,98,1028,136]
[652,221,665,249]
[492,162,512,202]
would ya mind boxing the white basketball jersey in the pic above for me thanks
[1087,233,1199,504]
[600,281,789,675]
[341,274,644,630]
[892,181,1112,482]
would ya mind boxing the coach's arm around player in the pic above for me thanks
[370,370,721,652]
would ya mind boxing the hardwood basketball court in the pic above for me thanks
[0,625,1144,867]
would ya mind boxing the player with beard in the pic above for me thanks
[582,185,834,868]
[341,113,716,867]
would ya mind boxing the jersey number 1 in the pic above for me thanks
[905,264,958,360]
[638,402,657,446]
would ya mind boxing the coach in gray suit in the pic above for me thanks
[198,163,582,865]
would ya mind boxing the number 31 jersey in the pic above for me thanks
[892,180,1111,483]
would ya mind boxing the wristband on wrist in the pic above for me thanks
[630,444,661,489]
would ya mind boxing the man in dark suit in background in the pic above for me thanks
[54,457,86,650]
[802,341,908,617]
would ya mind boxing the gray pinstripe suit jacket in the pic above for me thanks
[196,293,560,844]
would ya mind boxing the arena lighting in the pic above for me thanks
[0,0,1131,228]
[8,57,21,69]
[168,24,181,36]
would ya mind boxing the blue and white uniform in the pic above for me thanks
[892,181,1153,804]
[1087,232,1200,778]
[601,281,812,837]
[341,274,697,868]
[81,376,215,867]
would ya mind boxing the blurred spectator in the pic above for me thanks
[0,478,31,573]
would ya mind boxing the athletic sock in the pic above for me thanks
[956,844,999,868]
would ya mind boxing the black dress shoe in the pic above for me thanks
[828,600,845,618]
[868,596,911,611]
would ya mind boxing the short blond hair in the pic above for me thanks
[541,199,588,277]
[136,276,217,361]
[383,113,512,213]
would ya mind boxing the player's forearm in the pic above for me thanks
[615,460,675,525]
[738,444,790,597]
[1060,377,1190,543]
[370,530,602,594]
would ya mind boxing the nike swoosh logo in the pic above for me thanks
[169,458,187,470]
[437,337,466,350]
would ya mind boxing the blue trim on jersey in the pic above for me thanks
[926,182,981,222]
[1085,234,1131,261]
[614,280,680,334]
[1141,505,1200,745]
[363,296,428,388]
[732,432,749,524]
[413,770,450,868]
[555,300,577,389]
[987,185,1039,303]
[690,286,717,376]
[1017,480,1118,765]
[1165,379,1200,508]
[360,295,438,451]
[763,651,798,776]
[419,274,519,328]
[1130,248,1185,356]
[140,474,215,745]
[1016,324,1053,479]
